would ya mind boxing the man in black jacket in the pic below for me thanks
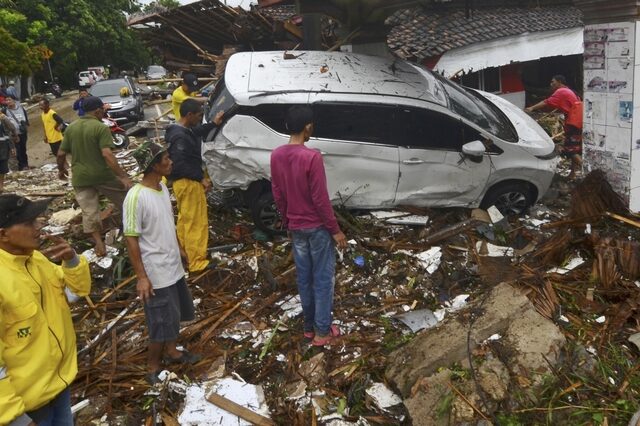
[165,99,223,273]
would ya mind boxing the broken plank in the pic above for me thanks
[605,211,640,229]
[206,392,274,426]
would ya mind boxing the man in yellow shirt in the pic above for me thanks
[0,193,91,425]
[171,73,206,120]
[39,99,65,156]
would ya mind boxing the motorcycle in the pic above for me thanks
[43,80,62,98]
[102,116,128,149]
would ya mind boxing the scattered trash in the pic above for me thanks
[81,246,119,269]
[476,241,514,257]
[415,246,442,274]
[178,377,271,425]
[547,255,585,274]
[394,309,438,332]
[386,215,430,226]
[365,382,402,409]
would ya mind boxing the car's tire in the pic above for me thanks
[479,181,535,216]
[250,191,286,236]
[112,133,129,149]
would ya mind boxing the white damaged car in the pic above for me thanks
[202,51,558,232]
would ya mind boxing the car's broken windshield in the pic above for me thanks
[438,77,517,142]
[207,78,236,122]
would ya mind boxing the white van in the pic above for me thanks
[78,70,99,88]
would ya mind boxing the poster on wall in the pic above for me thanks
[583,22,635,205]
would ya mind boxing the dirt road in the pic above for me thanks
[24,93,77,168]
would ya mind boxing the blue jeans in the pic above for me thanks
[26,388,73,426]
[291,227,336,335]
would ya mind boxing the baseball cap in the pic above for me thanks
[83,96,104,112]
[182,73,199,91]
[132,140,166,173]
[0,194,51,228]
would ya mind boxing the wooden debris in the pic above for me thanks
[206,392,275,426]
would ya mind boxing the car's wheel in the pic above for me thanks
[480,182,535,216]
[112,133,129,149]
[250,192,286,236]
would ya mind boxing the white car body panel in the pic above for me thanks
[203,51,558,211]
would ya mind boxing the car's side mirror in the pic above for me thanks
[462,140,486,157]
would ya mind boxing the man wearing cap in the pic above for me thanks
[57,96,133,257]
[5,81,17,100]
[166,99,223,273]
[0,194,91,425]
[171,73,206,121]
[124,142,200,384]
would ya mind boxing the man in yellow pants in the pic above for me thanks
[165,99,223,273]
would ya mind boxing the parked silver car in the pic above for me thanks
[203,51,558,232]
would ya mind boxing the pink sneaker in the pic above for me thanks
[303,331,315,340]
[311,324,341,346]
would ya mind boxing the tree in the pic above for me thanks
[0,27,45,76]
[1,0,152,87]
[143,0,181,12]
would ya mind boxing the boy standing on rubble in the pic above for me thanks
[270,106,347,346]
[124,141,201,385]
[0,193,91,425]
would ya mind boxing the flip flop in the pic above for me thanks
[311,324,341,347]
[164,350,202,365]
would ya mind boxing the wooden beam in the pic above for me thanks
[206,392,275,426]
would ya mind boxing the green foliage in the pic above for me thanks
[1,0,151,86]
[143,0,180,12]
[0,27,45,75]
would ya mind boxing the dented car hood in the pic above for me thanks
[476,91,555,156]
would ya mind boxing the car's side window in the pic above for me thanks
[398,108,482,151]
[313,103,394,144]
[246,104,294,134]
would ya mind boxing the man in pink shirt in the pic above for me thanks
[525,75,583,179]
[270,106,347,346]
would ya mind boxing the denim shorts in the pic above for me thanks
[143,277,195,342]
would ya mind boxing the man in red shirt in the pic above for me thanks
[525,75,583,179]
[270,106,347,346]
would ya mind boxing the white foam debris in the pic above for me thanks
[278,294,303,318]
[475,241,514,257]
[434,294,470,322]
[415,247,442,274]
[365,383,402,409]
[369,211,409,219]
[81,246,119,269]
[547,256,585,274]
[178,377,270,425]
[595,316,606,324]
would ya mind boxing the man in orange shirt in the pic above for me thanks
[526,75,583,179]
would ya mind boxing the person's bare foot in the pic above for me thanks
[95,241,107,257]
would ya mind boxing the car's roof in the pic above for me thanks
[225,51,446,105]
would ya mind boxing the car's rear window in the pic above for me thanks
[91,81,127,97]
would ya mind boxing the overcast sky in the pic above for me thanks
[138,0,257,8]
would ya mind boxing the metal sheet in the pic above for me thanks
[434,27,584,77]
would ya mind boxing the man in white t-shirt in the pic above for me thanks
[123,141,201,385]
